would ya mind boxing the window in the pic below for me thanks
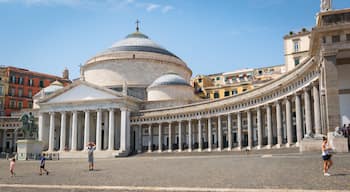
[322,36,327,44]
[10,76,16,83]
[224,91,230,97]
[198,78,202,83]
[18,89,23,97]
[242,88,247,92]
[18,77,23,85]
[28,89,32,98]
[18,102,23,109]
[332,35,340,43]
[293,40,300,52]
[28,102,33,109]
[232,90,238,95]
[214,92,219,99]
[10,88,15,96]
[10,100,15,108]
[347,34,350,41]
[28,78,33,86]
[39,80,44,88]
[294,57,300,66]
[216,77,220,81]
[0,86,3,95]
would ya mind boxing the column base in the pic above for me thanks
[208,148,212,152]
[257,145,262,150]
[286,143,292,148]
[266,145,272,149]
[188,149,192,152]
[178,149,182,152]
[148,149,152,153]
[168,149,172,152]
[158,150,162,153]
[275,144,282,148]
[198,148,202,152]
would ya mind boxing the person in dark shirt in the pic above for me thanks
[87,142,96,171]
[39,154,49,175]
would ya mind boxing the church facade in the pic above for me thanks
[37,7,350,158]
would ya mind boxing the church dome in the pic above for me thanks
[82,27,192,97]
[149,73,190,88]
[98,31,179,59]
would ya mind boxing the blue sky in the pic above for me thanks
[0,0,349,79]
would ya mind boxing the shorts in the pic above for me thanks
[322,154,331,161]
[40,165,45,169]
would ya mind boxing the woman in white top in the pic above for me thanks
[322,137,333,176]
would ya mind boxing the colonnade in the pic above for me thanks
[135,82,322,152]
[39,108,130,152]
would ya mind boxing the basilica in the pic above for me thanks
[35,5,350,158]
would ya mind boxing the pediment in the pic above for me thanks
[42,83,122,104]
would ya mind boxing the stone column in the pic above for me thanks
[158,123,162,152]
[266,104,273,148]
[38,112,44,141]
[295,93,303,146]
[48,112,55,151]
[208,117,212,152]
[71,111,78,151]
[276,101,283,148]
[198,118,202,151]
[257,107,262,149]
[120,108,130,152]
[237,112,242,150]
[103,111,109,150]
[217,116,222,151]
[83,111,90,150]
[285,98,293,147]
[304,88,312,137]
[148,124,152,152]
[60,112,66,151]
[178,121,182,152]
[188,120,192,152]
[168,122,172,152]
[313,82,322,136]
[138,125,142,153]
[108,109,115,151]
[227,114,232,150]
[96,110,102,151]
[247,110,252,149]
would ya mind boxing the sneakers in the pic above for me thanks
[324,172,331,176]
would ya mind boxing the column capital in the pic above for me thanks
[264,103,271,108]
[311,81,319,87]
[84,110,90,113]
[120,107,129,112]
[293,91,302,97]
[49,112,55,115]
[108,108,115,112]
[303,86,311,92]
[60,111,67,115]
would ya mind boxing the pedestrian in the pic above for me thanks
[9,158,15,177]
[87,142,96,171]
[322,137,333,176]
[39,154,49,175]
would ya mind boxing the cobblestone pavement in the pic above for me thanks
[0,150,349,192]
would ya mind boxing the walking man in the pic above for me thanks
[39,154,49,175]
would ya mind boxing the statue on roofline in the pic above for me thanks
[321,0,332,12]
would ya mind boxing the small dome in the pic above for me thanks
[40,81,64,95]
[149,73,190,88]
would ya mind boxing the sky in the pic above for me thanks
[0,0,349,80]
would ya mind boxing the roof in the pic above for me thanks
[148,73,190,88]
[96,31,179,59]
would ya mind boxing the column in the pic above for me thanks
[2,130,7,152]
[237,112,242,150]
[108,109,115,150]
[276,101,283,148]
[48,112,55,151]
[208,117,212,152]
[266,105,273,148]
[217,116,222,151]
[304,88,312,137]
[257,107,262,149]
[138,125,142,153]
[38,112,44,141]
[313,83,322,136]
[178,121,182,151]
[83,111,90,150]
[247,110,253,149]
[96,110,102,151]
[227,114,232,150]
[295,94,303,146]
[158,123,162,152]
[120,108,130,152]
[103,112,109,150]
[71,111,78,151]
[148,124,152,152]
[286,98,293,147]
[188,120,192,152]
[168,122,172,152]
[197,119,202,151]
[60,112,67,151]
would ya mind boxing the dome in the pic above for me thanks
[96,31,179,59]
[149,73,190,88]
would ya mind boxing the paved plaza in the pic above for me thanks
[0,149,349,192]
